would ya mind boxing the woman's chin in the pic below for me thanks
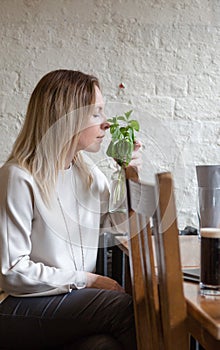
[84,144,101,153]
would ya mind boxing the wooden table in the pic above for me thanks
[112,235,220,350]
[184,283,220,350]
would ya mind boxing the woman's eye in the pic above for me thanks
[93,114,101,118]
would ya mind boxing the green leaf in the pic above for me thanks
[117,116,126,121]
[129,120,140,131]
[114,139,131,159]
[128,127,134,141]
[106,141,115,157]
[112,128,121,139]
[119,126,127,134]
[124,110,133,119]
[110,117,117,124]
[110,124,117,133]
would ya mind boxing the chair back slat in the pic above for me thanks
[155,172,189,350]
[126,171,189,350]
[128,211,154,349]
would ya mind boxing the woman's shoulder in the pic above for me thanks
[0,162,35,203]
[0,161,33,184]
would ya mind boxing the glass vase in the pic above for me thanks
[109,165,127,213]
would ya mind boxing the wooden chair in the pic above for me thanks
[126,171,189,350]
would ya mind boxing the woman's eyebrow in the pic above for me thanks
[94,105,103,113]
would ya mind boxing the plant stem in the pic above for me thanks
[113,166,125,204]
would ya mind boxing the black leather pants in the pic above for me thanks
[0,289,137,350]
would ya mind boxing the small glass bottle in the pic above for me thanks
[109,165,127,213]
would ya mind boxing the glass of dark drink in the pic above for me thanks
[196,165,220,296]
[200,228,220,296]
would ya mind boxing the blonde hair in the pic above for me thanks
[7,69,100,204]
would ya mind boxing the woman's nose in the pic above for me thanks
[101,121,110,130]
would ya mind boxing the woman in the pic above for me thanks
[0,70,141,349]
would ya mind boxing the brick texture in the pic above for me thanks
[1,0,220,228]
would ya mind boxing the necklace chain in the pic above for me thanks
[57,183,85,271]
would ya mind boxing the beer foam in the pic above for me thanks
[200,227,220,238]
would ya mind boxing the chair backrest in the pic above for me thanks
[126,171,189,350]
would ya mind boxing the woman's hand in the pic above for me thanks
[126,140,142,173]
[86,272,125,292]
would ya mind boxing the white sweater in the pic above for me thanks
[0,157,112,298]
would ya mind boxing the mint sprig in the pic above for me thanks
[106,110,140,167]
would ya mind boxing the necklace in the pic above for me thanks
[57,173,85,271]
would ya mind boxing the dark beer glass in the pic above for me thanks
[200,228,220,296]
[196,165,220,296]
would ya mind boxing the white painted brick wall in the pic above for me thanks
[1,0,220,229]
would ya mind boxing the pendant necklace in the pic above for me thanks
[57,168,85,271]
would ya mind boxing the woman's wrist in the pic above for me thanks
[71,271,87,289]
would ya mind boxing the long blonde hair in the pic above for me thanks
[7,69,100,204]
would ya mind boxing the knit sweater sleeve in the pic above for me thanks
[0,164,86,297]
